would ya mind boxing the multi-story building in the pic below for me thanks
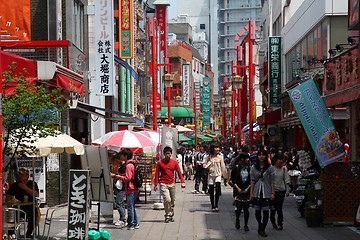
[257,0,353,153]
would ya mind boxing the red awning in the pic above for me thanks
[257,108,281,125]
[56,70,84,95]
[1,50,37,80]
[37,61,84,95]
[1,51,84,95]
[1,50,37,94]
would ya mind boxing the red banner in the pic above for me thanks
[156,5,167,55]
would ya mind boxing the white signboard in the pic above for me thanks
[95,0,115,96]
[182,64,190,106]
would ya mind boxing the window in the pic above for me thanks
[73,0,84,50]
[200,24,205,30]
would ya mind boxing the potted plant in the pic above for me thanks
[304,181,323,227]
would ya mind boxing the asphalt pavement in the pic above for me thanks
[35,179,360,240]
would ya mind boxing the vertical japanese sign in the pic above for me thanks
[288,79,345,168]
[156,5,167,55]
[119,0,133,58]
[202,77,211,130]
[67,170,91,240]
[95,0,115,96]
[182,63,190,106]
[268,36,281,107]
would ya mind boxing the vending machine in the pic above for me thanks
[16,157,47,204]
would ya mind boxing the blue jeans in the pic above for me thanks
[126,192,138,227]
[114,188,126,222]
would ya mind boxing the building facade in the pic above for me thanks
[257,0,360,161]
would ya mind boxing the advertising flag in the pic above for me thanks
[287,79,344,168]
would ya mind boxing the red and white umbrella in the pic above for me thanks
[138,130,161,144]
[92,130,157,153]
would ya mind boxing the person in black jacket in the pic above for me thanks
[229,152,251,231]
[7,168,39,238]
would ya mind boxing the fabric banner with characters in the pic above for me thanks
[287,79,345,168]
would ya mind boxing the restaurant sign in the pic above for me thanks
[202,77,211,130]
[268,36,281,107]
[95,0,115,96]
[67,170,91,240]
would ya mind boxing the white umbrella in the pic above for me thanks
[12,129,85,156]
[33,132,85,156]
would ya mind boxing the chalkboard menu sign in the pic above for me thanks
[67,170,91,240]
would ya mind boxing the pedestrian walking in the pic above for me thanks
[203,143,227,212]
[184,148,194,180]
[117,148,140,230]
[287,147,300,193]
[250,148,275,237]
[154,146,186,223]
[176,148,184,182]
[111,151,127,228]
[270,152,290,231]
[229,152,251,231]
[193,145,208,194]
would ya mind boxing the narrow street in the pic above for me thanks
[40,180,360,240]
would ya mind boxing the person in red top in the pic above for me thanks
[117,148,139,230]
[154,146,186,223]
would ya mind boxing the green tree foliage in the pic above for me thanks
[2,63,68,173]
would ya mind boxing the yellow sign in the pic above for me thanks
[216,116,222,125]
[197,120,203,128]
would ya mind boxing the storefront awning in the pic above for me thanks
[160,107,194,118]
[1,50,37,83]
[257,108,281,125]
[37,61,84,95]
[71,100,144,126]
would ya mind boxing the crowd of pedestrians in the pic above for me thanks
[109,142,317,238]
[172,142,318,238]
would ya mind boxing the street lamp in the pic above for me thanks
[225,88,232,103]
[221,97,227,142]
[163,73,174,125]
[232,74,244,146]
[232,75,244,90]
[175,95,183,106]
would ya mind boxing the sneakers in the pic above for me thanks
[165,217,174,223]
[115,220,128,228]
[127,223,139,230]
[191,190,200,194]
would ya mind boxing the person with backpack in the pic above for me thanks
[116,148,140,230]
[154,146,186,223]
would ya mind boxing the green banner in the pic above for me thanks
[268,36,281,107]
[202,77,211,130]
[287,79,344,168]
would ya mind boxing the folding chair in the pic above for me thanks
[4,207,27,240]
